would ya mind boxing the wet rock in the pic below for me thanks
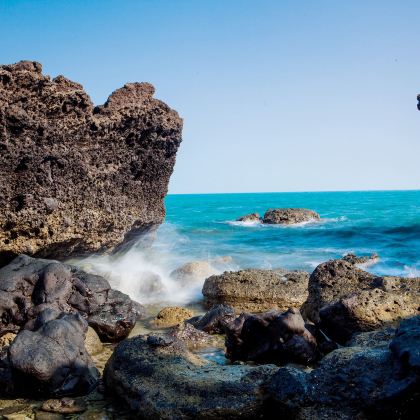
[136,271,166,296]
[225,308,317,365]
[41,398,86,414]
[170,261,218,286]
[187,304,236,334]
[5,312,99,397]
[152,306,194,328]
[236,213,261,223]
[262,208,320,225]
[0,255,141,342]
[167,323,219,348]
[347,326,396,348]
[0,60,183,259]
[104,334,278,419]
[265,317,420,419]
[203,268,309,312]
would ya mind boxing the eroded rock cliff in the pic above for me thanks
[0,61,182,261]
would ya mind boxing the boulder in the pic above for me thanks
[187,304,236,334]
[262,208,320,225]
[0,60,182,261]
[301,259,420,343]
[2,311,99,397]
[152,306,194,328]
[225,308,317,365]
[167,322,219,349]
[0,254,141,342]
[203,269,309,312]
[104,334,278,419]
[265,316,420,419]
[169,261,218,286]
[84,327,103,356]
[236,213,261,223]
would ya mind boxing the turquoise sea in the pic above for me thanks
[77,190,420,305]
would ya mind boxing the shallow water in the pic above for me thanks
[73,190,420,305]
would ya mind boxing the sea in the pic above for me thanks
[73,190,420,306]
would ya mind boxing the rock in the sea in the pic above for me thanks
[225,308,317,365]
[262,208,320,225]
[301,258,420,343]
[3,311,99,397]
[342,252,379,266]
[187,304,236,334]
[0,61,182,261]
[236,213,261,223]
[265,316,420,419]
[152,306,194,328]
[169,260,218,286]
[203,268,309,312]
[0,254,141,341]
[104,334,278,419]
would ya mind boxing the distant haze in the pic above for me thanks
[1,0,419,193]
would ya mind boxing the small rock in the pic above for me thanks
[187,304,236,334]
[0,332,16,348]
[41,398,86,414]
[170,261,218,286]
[153,306,194,328]
[236,213,261,223]
[85,327,103,356]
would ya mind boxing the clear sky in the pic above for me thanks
[1,0,419,193]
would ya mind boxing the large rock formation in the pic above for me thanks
[0,254,142,342]
[203,268,309,312]
[263,208,320,225]
[0,61,182,261]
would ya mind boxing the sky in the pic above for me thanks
[1,0,419,194]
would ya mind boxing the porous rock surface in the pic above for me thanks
[262,208,320,225]
[265,315,420,419]
[104,334,278,419]
[203,268,309,312]
[236,213,261,223]
[1,311,99,397]
[0,254,142,342]
[0,60,182,261]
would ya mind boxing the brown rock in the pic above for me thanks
[41,398,86,414]
[262,208,320,225]
[0,332,16,348]
[0,61,182,261]
[236,213,261,223]
[203,268,309,312]
[153,306,194,328]
[84,327,103,356]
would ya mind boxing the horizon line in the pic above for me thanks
[167,188,420,196]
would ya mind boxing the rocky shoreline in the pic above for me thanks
[0,61,419,419]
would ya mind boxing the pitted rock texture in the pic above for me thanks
[0,61,182,260]
[262,208,320,225]
[0,254,142,342]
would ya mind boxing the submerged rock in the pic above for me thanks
[0,255,141,342]
[225,308,317,365]
[302,258,420,343]
[265,316,420,419]
[0,60,182,261]
[3,311,99,397]
[262,208,320,225]
[203,268,309,312]
[104,334,278,419]
[236,213,261,223]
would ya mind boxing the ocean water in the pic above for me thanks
[74,190,420,306]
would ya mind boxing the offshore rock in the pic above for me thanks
[236,213,261,223]
[342,252,379,266]
[203,268,309,312]
[265,316,420,419]
[0,254,141,341]
[225,308,317,365]
[262,208,320,225]
[0,61,182,261]
[104,334,278,419]
[2,311,99,397]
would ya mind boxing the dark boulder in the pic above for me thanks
[0,254,141,341]
[225,308,317,365]
[2,311,99,397]
[265,316,420,419]
[104,334,278,419]
[0,60,182,260]
[262,208,320,225]
[187,304,236,334]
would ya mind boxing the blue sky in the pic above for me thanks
[1,0,419,193]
